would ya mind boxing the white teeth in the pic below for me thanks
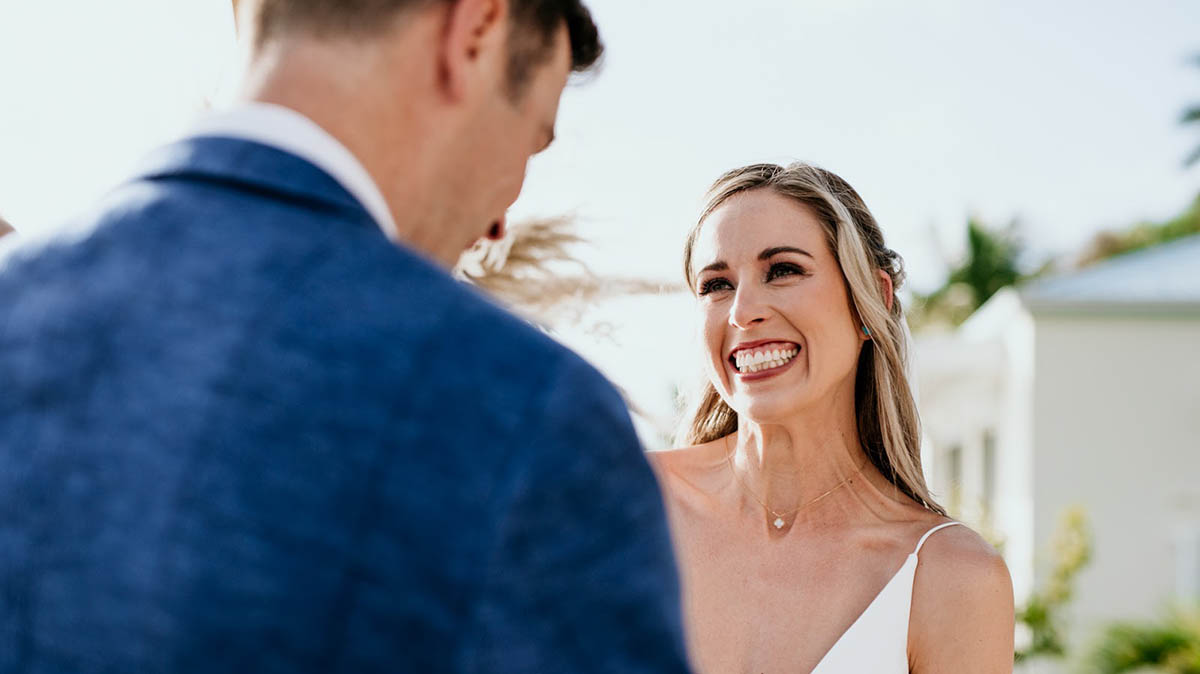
[733,344,800,374]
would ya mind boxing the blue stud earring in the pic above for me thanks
[862,325,871,337]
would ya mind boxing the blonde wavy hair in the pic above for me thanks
[678,162,944,515]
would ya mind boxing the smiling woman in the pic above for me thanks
[648,162,1014,673]
[680,162,936,511]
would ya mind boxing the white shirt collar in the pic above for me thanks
[187,102,398,239]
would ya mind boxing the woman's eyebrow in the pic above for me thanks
[698,261,729,275]
[759,246,814,260]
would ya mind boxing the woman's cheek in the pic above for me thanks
[702,311,730,388]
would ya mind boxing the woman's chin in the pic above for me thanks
[732,394,811,426]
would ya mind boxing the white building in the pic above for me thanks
[917,234,1200,666]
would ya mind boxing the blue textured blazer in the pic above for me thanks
[0,137,690,673]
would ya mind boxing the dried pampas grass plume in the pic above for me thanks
[456,216,677,327]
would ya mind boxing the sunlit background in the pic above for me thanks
[2,1,1199,670]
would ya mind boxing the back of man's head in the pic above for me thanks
[248,0,602,97]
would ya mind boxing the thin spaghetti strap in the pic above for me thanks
[912,521,963,555]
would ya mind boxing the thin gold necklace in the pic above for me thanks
[724,435,868,530]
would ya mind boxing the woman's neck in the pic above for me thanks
[727,397,869,519]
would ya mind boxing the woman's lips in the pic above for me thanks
[727,339,799,360]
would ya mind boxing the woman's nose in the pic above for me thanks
[728,286,769,330]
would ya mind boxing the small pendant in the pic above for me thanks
[773,517,785,529]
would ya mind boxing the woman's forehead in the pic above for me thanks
[693,190,827,263]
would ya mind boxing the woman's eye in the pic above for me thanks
[767,262,807,281]
[698,278,733,295]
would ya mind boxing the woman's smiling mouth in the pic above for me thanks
[729,341,801,376]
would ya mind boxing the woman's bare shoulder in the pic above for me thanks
[909,521,1015,672]
[647,440,726,471]
[915,521,1010,584]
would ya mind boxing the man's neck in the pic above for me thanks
[240,37,443,259]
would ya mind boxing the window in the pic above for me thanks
[982,430,996,526]
[1176,525,1200,602]
[947,445,962,515]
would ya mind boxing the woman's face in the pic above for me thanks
[691,189,866,424]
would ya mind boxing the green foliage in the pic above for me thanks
[1084,609,1200,673]
[952,219,1023,304]
[1015,507,1093,663]
[911,218,1033,329]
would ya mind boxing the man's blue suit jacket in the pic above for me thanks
[0,137,690,673]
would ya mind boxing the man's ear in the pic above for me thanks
[438,0,509,103]
[877,269,894,312]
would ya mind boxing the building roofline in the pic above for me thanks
[1017,233,1200,312]
[1021,296,1200,318]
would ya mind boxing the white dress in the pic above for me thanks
[811,522,963,673]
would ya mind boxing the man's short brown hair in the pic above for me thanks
[253,0,602,97]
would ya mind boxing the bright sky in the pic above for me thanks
[2,0,1198,445]
[513,0,1200,290]
[0,3,238,235]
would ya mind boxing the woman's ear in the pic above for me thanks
[877,269,894,312]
